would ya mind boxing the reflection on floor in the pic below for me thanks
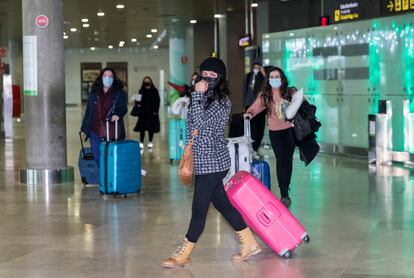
[0,107,413,277]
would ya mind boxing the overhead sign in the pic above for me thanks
[0,47,7,58]
[334,2,360,22]
[239,34,251,47]
[383,0,414,14]
[35,15,49,28]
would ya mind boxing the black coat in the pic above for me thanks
[134,87,160,133]
[296,133,320,166]
[81,88,128,140]
[243,72,265,108]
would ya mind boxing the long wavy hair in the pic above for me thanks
[92,67,124,94]
[262,66,291,113]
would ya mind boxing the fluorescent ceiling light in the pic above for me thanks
[131,38,137,42]
[97,12,105,17]
[108,45,114,49]
[70,28,77,32]
[151,29,158,33]
[146,34,153,38]
[63,35,69,39]
[90,47,96,51]
[116,4,125,9]
[251,3,259,7]
[82,24,90,28]
[190,19,197,24]
[81,18,89,23]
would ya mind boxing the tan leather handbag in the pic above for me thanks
[178,129,198,186]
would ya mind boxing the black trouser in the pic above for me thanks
[269,128,296,198]
[247,108,266,152]
[186,170,247,243]
[140,131,154,142]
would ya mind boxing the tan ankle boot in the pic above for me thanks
[161,238,195,268]
[232,228,262,262]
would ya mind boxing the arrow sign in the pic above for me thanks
[387,0,394,11]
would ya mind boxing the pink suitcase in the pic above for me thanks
[225,171,310,258]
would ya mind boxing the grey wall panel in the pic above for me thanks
[342,44,369,56]
[343,67,369,80]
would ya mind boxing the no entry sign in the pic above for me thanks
[35,15,49,28]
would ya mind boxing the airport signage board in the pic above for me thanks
[333,1,361,22]
[381,0,414,15]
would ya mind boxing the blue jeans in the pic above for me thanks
[90,132,103,168]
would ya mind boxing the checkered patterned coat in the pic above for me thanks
[186,91,231,175]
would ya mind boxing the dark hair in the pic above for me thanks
[262,66,291,113]
[190,73,230,110]
[206,74,230,110]
[140,76,157,91]
[92,67,124,94]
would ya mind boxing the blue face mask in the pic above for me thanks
[102,76,114,88]
[269,78,282,89]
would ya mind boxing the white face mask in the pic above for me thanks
[269,78,282,89]
[253,68,260,75]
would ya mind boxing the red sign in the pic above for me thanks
[0,62,5,75]
[181,56,188,64]
[0,47,7,58]
[36,15,49,28]
[320,16,330,26]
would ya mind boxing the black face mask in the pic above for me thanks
[143,82,151,88]
[202,76,219,90]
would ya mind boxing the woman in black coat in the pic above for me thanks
[134,76,160,148]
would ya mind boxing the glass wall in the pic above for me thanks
[262,13,414,151]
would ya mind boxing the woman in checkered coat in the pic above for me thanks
[162,58,262,268]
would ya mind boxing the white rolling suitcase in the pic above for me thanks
[223,119,253,184]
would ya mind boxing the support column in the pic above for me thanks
[0,23,6,139]
[20,0,73,185]
[168,23,188,104]
[8,39,24,88]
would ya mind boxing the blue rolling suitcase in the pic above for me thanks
[251,160,271,190]
[100,121,142,197]
[78,132,100,186]
[168,118,187,163]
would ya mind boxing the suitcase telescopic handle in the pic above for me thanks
[106,119,119,142]
[244,118,251,138]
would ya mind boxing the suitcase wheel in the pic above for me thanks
[283,251,292,259]
[81,177,88,186]
[303,235,310,243]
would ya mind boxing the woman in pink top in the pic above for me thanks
[245,66,297,208]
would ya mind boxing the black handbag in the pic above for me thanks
[130,101,141,117]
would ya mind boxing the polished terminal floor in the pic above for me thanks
[0,106,413,278]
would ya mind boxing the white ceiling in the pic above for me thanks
[0,0,246,48]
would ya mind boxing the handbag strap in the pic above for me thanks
[189,129,198,145]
